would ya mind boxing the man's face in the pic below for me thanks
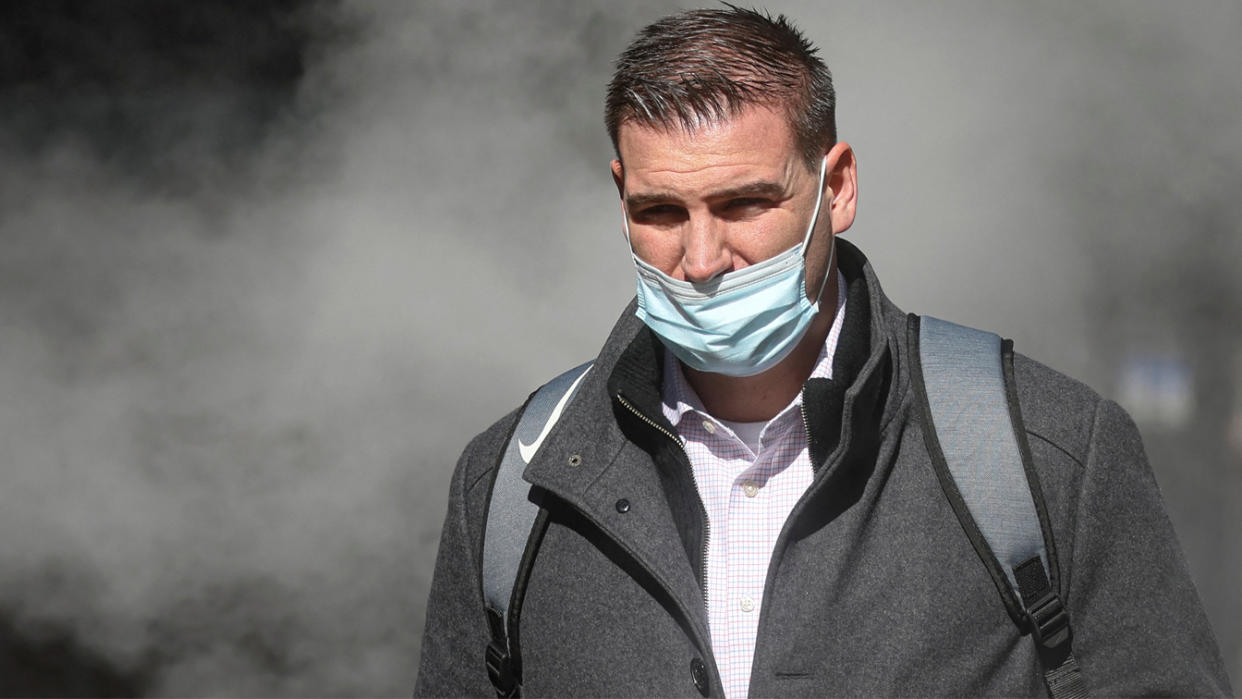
[611,106,855,294]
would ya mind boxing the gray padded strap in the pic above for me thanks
[482,361,593,629]
[919,316,1088,699]
[919,316,1047,592]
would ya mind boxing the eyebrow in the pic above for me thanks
[625,180,788,211]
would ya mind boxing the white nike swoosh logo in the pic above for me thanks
[517,366,591,464]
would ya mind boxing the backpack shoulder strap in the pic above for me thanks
[909,314,1089,699]
[480,361,593,698]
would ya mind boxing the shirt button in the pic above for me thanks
[739,596,756,613]
[702,420,716,434]
[742,482,759,498]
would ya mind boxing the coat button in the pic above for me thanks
[615,498,630,513]
[690,657,710,696]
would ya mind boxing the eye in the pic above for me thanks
[728,197,768,209]
[721,197,775,219]
[632,204,687,225]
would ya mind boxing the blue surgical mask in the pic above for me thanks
[623,156,833,377]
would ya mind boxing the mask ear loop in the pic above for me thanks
[799,156,829,253]
[809,231,836,311]
[620,201,643,263]
[803,156,835,311]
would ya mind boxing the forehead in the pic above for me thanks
[616,106,800,186]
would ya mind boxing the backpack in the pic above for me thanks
[479,316,1088,698]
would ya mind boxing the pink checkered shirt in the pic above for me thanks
[661,275,847,699]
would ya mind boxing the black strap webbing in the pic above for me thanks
[1015,556,1089,699]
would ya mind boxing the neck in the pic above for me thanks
[684,267,839,422]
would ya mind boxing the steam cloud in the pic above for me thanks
[0,1,1237,694]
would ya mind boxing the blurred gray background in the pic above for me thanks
[1,0,1238,695]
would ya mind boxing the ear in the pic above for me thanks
[824,142,858,234]
[610,158,625,197]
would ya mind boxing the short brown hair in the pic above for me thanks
[605,5,836,169]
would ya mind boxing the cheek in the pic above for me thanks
[727,219,800,265]
[628,229,683,275]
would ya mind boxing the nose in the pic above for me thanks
[680,217,732,283]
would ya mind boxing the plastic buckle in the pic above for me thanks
[1025,589,1071,650]
[486,641,519,697]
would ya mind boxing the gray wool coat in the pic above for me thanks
[415,240,1231,698]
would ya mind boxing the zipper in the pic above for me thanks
[615,393,712,615]
[800,386,811,448]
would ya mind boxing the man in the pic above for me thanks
[416,7,1230,697]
